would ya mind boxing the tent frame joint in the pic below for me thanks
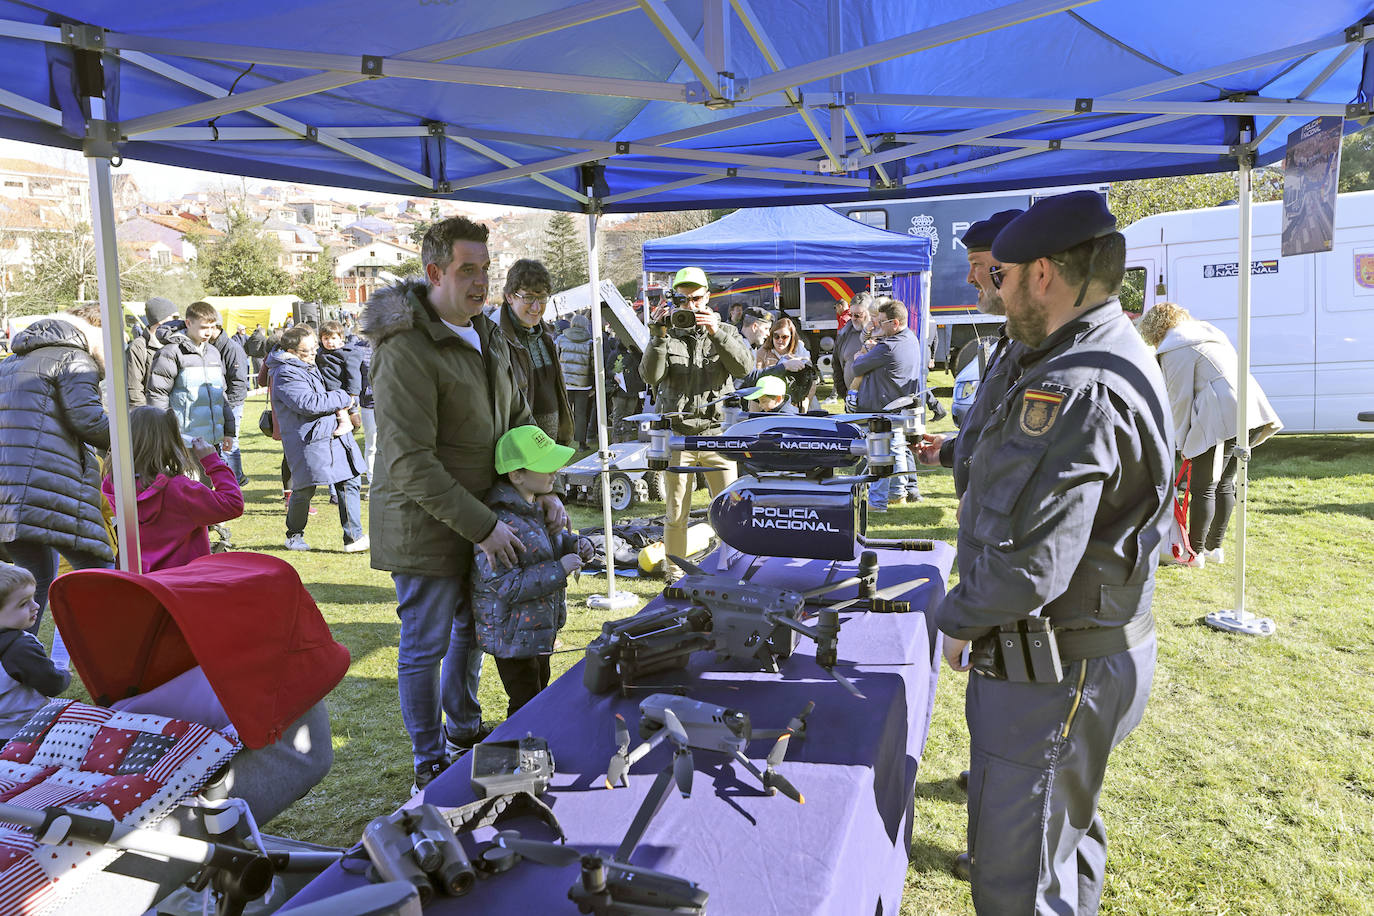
[1074,97,1092,113]
[426,120,446,138]
[1047,138,1062,150]
[616,140,630,154]
[61,22,106,50]
[305,125,319,141]
[436,180,452,193]
[1344,23,1372,43]
[82,118,121,159]
[361,55,384,77]
[1346,101,1370,118]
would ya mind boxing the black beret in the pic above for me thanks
[991,191,1116,263]
[961,209,1023,252]
[743,306,774,323]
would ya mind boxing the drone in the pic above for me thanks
[584,549,928,698]
[604,693,813,804]
[623,392,932,562]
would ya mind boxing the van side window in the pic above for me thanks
[1120,266,1147,318]
[846,209,887,230]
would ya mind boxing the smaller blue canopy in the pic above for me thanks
[642,205,931,277]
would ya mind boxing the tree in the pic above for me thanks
[294,246,341,305]
[395,256,422,278]
[1338,128,1374,192]
[408,201,442,247]
[543,211,588,291]
[193,208,289,296]
[1110,168,1283,229]
[26,224,100,306]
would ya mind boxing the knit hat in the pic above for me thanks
[144,297,178,326]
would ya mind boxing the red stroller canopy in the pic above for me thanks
[49,552,350,749]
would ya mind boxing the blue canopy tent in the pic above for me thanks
[2,0,1367,620]
[643,203,934,395]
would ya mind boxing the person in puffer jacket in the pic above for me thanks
[0,315,114,636]
[471,426,588,717]
[146,300,234,449]
[555,313,596,449]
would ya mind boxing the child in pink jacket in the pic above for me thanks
[101,406,245,573]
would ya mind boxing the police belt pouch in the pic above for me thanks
[971,610,1153,683]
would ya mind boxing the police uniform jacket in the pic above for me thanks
[945,326,1026,498]
[935,298,1173,641]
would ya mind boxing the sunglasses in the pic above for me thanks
[987,263,1021,290]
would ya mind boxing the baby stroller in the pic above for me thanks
[0,552,351,916]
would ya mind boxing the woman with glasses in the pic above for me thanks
[497,259,574,446]
[753,316,818,410]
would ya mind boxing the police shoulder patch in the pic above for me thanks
[1019,389,1064,436]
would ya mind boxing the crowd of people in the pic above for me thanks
[0,195,1284,915]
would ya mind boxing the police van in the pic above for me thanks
[1122,190,1374,434]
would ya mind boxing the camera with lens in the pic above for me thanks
[658,291,700,331]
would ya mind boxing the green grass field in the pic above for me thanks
[66,390,1374,914]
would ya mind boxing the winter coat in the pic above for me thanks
[244,329,268,360]
[359,280,534,576]
[346,334,374,409]
[834,320,867,392]
[0,319,113,560]
[1155,319,1284,459]
[101,452,244,573]
[556,315,595,388]
[471,481,577,658]
[0,629,70,741]
[146,329,234,441]
[267,349,363,488]
[125,332,164,407]
[210,331,250,408]
[498,305,573,445]
[640,321,754,435]
[851,327,922,413]
[315,343,364,397]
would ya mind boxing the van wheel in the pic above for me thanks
[607,473,634,511]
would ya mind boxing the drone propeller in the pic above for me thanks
[665,554,710,578]
[661,707,694,798]
[826,575,930,612]
[762,734,805,805]
[604,714,633,789]
[624,387,762,425]
[825,666,866,700]
[817,468,930,486]
[495,830,582,867]
[801,574,866,600]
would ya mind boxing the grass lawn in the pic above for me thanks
[60,388,1374,914]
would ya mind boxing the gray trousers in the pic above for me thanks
[965,638,1155,915]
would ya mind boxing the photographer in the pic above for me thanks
[640,267,752,578]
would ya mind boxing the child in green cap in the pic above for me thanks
[471,425,590,716]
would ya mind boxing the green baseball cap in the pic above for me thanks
[495,425,576,474]
[744,375,787,400]
[672,266,709,290]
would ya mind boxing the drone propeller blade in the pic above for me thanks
[496,831,582,867]
[672,748,694,798]
[882,394,918,412]
[828,666,867,699]
[605,714,632,788]
[826,575,930,611]
[766,730,791,769]
[624,413,659,423]
[787,701,816,735]
[665,554,710,578]
[661,706,690,746]
[801,575,864,599]
[765,771,805,804]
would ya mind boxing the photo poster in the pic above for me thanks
[1281,116,1343,257]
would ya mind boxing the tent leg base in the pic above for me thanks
[1204,609,1276,637]
[588,592,639,611]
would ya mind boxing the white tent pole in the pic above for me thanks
[1205,151,1274,636]
[86,102,140,574]
[587,199,636,611]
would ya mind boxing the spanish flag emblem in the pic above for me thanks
[1019,389,1064,436]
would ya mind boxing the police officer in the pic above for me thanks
[641,267,753,578]
[916,209,1022,481]
[933,191,1173,915]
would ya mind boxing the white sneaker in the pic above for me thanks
[1204,548,1225,565]
[285,534,311,551]
[343,535,370,553]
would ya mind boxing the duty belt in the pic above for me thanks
[970,610,1154,683]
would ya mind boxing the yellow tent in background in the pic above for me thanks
[202,295,299,334]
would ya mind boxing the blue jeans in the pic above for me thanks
[223,404,247,485]
[286,476,363,544]
[392,571,484,766]
[3,540,113,636]
[869,436,916,509]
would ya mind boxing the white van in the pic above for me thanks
[1123,191,1374,434]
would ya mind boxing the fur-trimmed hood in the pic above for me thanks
[359,277,428,346]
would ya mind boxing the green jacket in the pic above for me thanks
[360,281,533,576]
[640,323,753,434]
[497,305,574,446]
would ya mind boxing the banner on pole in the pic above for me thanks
[1281,116,1343,257]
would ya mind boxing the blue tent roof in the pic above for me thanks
[0,2,1371,211]
[642,205,931,275]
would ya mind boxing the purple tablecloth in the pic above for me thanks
[284,543,954,915]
